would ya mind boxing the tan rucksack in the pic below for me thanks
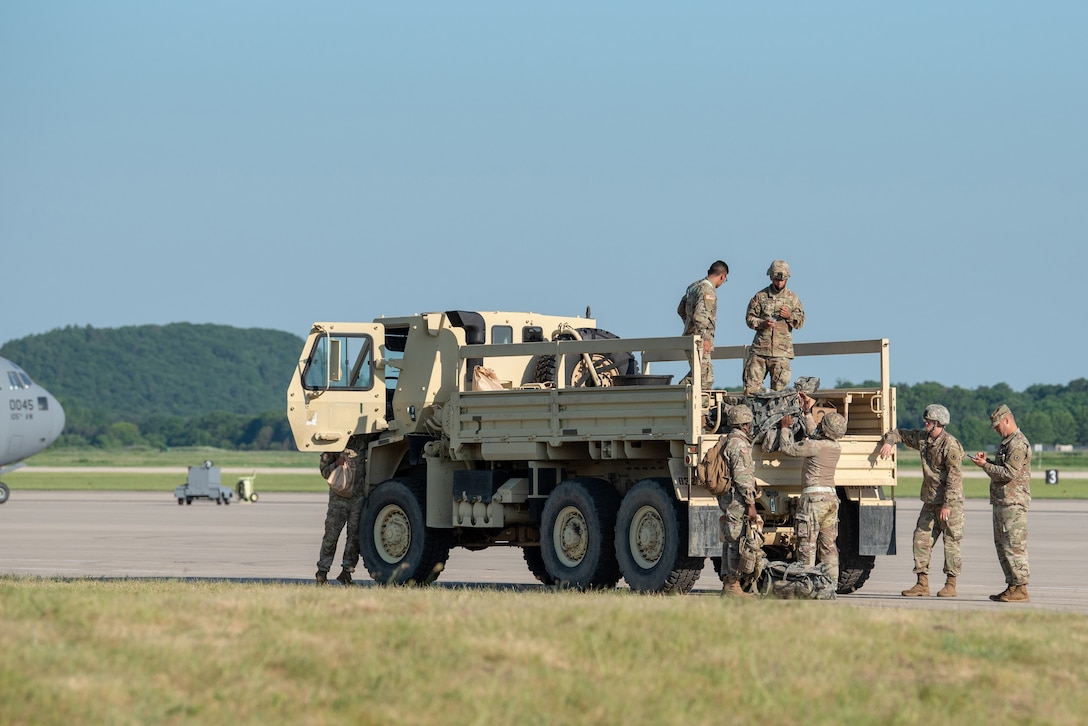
[695,437,732,495]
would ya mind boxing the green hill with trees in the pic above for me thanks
[3,324,1086,452]
[2,323,303,450]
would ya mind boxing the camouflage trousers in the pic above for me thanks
[796,494,838,585]
[681,346,715,390]
[911,501,963,577]
[317,489,366,573]
[717,491,747,580]
[742,352,790,394]
[992,504,1030,586]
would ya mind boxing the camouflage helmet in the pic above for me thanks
[727,405,754,426]
[923,404,950,426]
[767,260,791,281]
[819,412,847,440]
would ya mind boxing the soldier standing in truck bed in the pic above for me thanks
[678,260,729,389]
[743,260,805,394]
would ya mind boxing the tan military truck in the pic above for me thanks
[286,310,897,593]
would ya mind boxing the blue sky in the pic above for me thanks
[2,3,1085,391]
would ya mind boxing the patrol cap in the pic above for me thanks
[990,404,1012,427]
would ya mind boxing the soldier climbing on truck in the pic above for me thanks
[286,309,897,594]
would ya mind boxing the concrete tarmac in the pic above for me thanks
[2,491,1086,613]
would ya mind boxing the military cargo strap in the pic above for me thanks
[801,486,836,495]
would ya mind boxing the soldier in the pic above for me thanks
[718,405,760,597]
[777,393,845,585]
[879,404,965,597]
[969,404,1032,603]
[678,260,729,389]
[743,260,805,394]
[315,435,372,585]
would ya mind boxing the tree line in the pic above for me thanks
[53,378,1088,452]
[5,323,1085,452]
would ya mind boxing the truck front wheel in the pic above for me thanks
[615,479,705,594]
[540,479,622,590]
[359,478,451,585]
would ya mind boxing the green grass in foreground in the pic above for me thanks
[1,578,1085,726]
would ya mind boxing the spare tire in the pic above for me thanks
[533,328,636,387]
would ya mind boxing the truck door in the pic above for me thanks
[287,323,387,451]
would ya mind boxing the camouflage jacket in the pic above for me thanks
[883,428,964,506]
[985,428,1032,508]
[678,277,718,343]
[778,433,840,494]
[722,429,757,505]
[745,285,804,358]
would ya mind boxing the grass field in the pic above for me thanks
[2,577,1086,725]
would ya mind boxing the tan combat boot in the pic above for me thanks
[998,584,1030,602]
[936,575,957,598]
[721,578,753,598]
[901,573,930,597]
[989,584,1013,602]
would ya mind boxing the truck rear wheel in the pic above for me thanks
[540,479,622,590]
[533,328,635,387]
[615,479,705,593]
[836,494,876,594]
[359,478,451,585]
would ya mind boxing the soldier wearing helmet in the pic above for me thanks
[742,260,805,395]
[879,403,965,598]
[717,404,760,597]
[776,391,842,587]
[678,260,729,389]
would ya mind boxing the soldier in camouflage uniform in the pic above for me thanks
[879,404,965,597]
[315,435,372,585]
[743,260,805,394]
[718,405,759,597]
[678,260,729,389]
[970,404,1032,603]
[777,393,844,585]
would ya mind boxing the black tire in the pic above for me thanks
[0,482,10,504]
[522,546,557,585]
[177,498,183,506]
[540,479,622,590]
[615,479,705,593]
[216,497,222,505]
[533,328,636,387]
[186,497,192,505]
[836,493,876,594]
[250,493,259,503]
[358,478,452,585]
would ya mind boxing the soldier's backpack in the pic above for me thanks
[756,560,837,600]
[695,437,732,495]
[326,454,357,499]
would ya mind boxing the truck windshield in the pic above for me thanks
[302,334,375,390]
